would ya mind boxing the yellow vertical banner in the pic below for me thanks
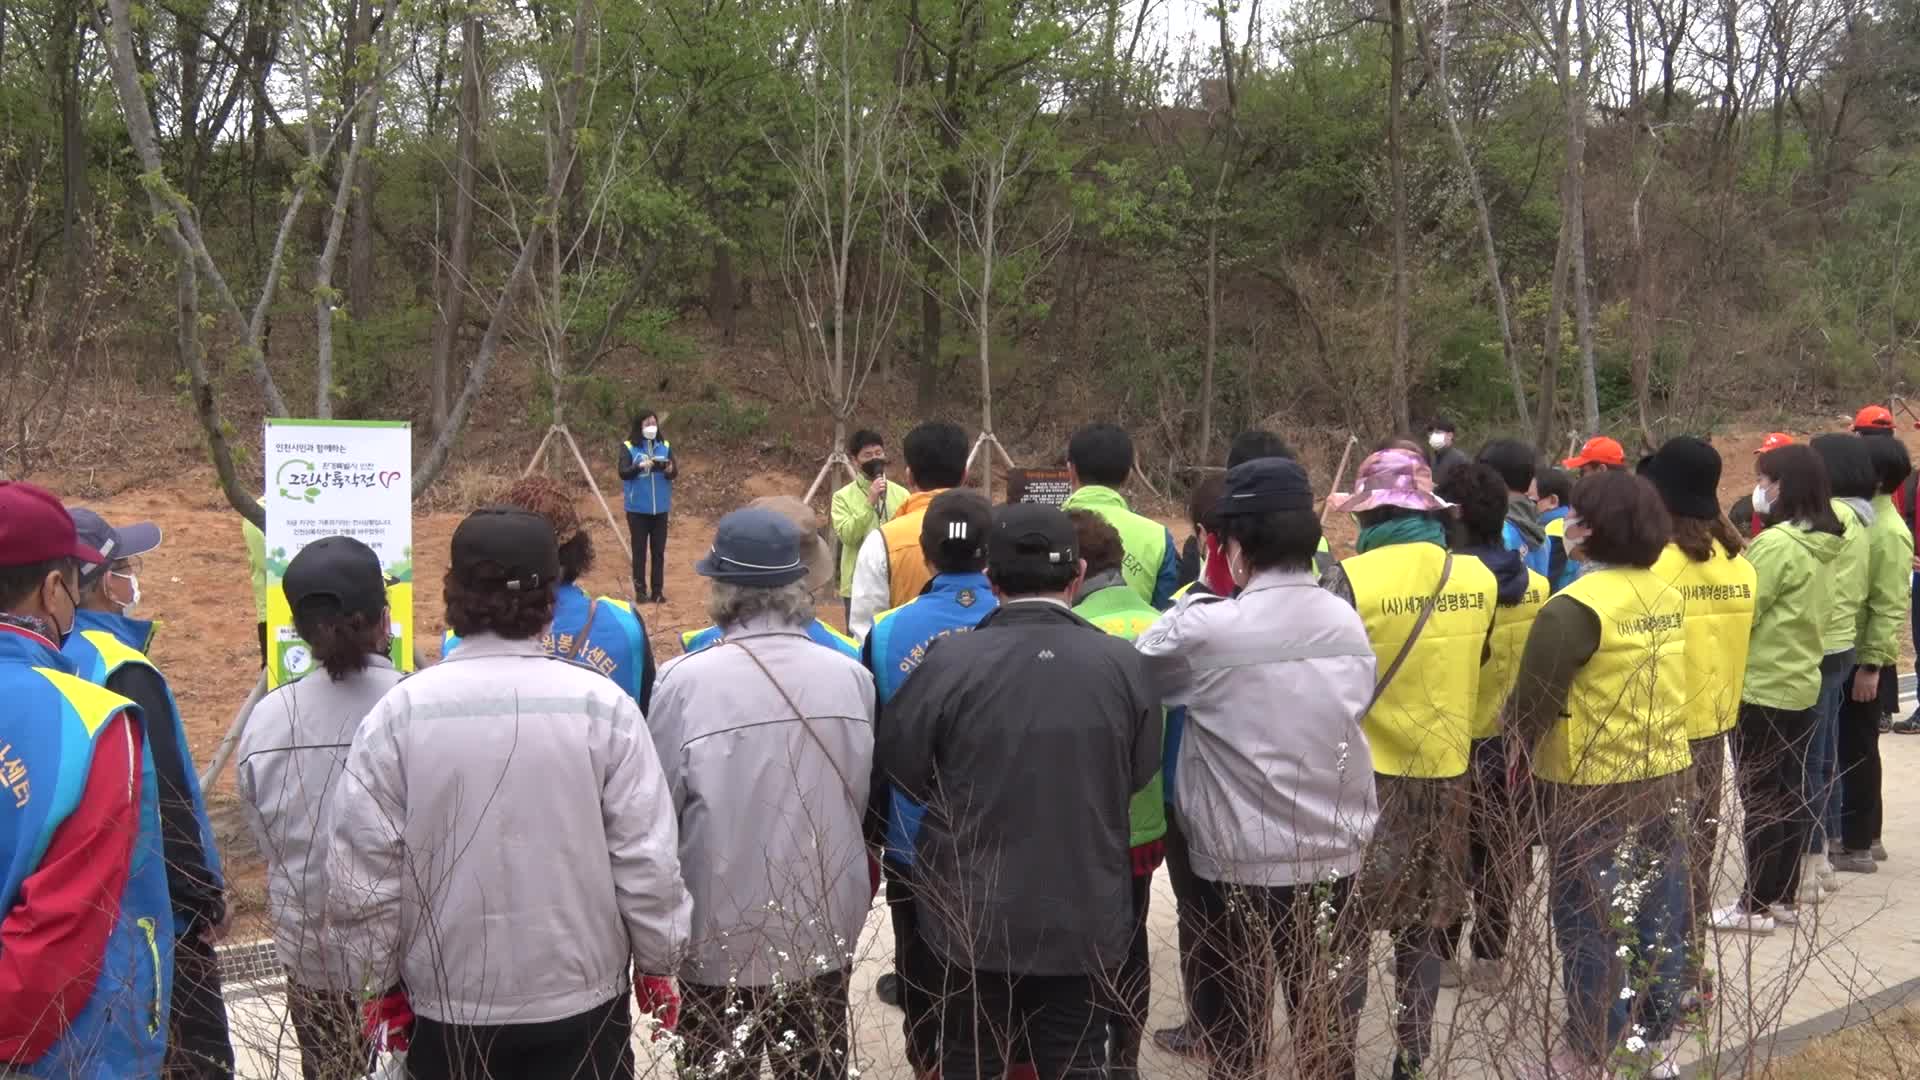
[263,420,414,688]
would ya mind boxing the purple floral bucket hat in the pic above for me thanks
[1333,449,1452,513]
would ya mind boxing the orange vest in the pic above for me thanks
[879,489,948,609]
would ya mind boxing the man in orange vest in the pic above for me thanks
[849,422,969,638]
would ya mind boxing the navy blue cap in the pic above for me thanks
[1217,458,1314,516]
[696,508,808,586]
[66,507,162,585]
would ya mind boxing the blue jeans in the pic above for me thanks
[1547,794,1689,1061]
[1808,651,1854,854]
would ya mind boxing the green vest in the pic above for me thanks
[1062,486,1168,607]
[1072,580,1167,849]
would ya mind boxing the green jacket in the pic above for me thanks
[829,477,909,598]
[244,515,268,622]
[1073,574,1168,849]
[1744,520,1846,711]
[1061,485,1179,609]
[1820,499,1872,655]
[1855,493,1915,667]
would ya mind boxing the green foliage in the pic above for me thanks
[673,385,770,440]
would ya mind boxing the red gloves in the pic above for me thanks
[362,989,414,1053]
[636,975,680,1040]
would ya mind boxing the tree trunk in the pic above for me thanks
[429,14,481,434]
[346,0,380,324]
[977,198,996,499]
[1570,0,1599,435]
[1387,0,1411,436]
[1201,214,1219,462]
[314,141,362,418]
[709,243,738,342]
[915,248,942,411]
[55,0,89,295]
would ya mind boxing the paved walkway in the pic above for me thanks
[220,728,1920,1079]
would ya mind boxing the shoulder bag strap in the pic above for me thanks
[727,640,862,817]
[1368,552,1454,709]
[571,598,602,662]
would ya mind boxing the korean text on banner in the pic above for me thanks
[263,419,414,688]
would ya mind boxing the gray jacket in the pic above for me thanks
[1136,570,1380,887]
[236,656,406,990]
[326,634,690,1024]
[648,619,876,987]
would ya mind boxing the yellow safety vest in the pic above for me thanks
[1471,569,1548,740]
[878,489,948,609]
[1652,543,1757,741]
[1535,566,1691,785]
[1346,544,1499,778]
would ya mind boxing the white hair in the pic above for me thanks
[706,580,816,630]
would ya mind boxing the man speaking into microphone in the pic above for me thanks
[833,428,910,626]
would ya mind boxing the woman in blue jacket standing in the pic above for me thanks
[619,410,677,603]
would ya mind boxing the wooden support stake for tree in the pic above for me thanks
[1319,435,1360,525]
[965,432,1017,500]
[804,450,860,506]
[520,424,635,599]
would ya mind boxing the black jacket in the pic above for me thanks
[107,664,225,931]
[875,599,1159,977]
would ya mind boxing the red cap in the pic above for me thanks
[1854,405,1895,431]
[1562,436,1627,470]
[0,482,107,569]
[1755,432,1794,454]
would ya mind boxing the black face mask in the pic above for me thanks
[861,457,888,480]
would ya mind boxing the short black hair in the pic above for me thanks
[1226,430,1295,469]
[1068,424,1134,487]
[1476,438,1538,494]
[1811,433,1876,501]
[1436,463,1509,549]
[1864,434,1913,496]
[0,558,72,613]
[903,423,969,490]
[1535,466,1573,507]
[1222,510,1322,574]
[989,560,1080,597]
[1428,416,1457,434]
[1757,445,1843,535]
[558,532,594,584]
[629,411,658,440]
[848,429,885,456]
[1187,473,1226,533]
[1569,472,1671,568]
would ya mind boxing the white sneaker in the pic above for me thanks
[1650,1040,1685,1079]
[1769,904,1801,927]
[1709,906,1776,934]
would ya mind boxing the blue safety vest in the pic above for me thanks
[623,438,674,515]
[863,572,999,865]
[65,610,223,938]
[0,627,172,1079]
[445,583,654,707]
[681,618,860,661]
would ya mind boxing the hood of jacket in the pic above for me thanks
[1774,520,1848,564]
[1505,495,1548,548]
[1839,496,1876,528]
[1461,543,1531,604]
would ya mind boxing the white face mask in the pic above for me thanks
[109,571,141,615]
[1428,432,1450,450]
[1752,482,1774,516]
[641,425,659,440]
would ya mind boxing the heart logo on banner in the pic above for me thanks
[378,471,403,489]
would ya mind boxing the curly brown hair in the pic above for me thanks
[502,475,592,583]
[294,609,389,680]
[1067,510,1126,578]
[444,565,556,640]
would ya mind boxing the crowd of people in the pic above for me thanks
[0,408,1912,1080]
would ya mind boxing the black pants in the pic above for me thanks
[165,930,235,1078]
[1191,875,1367,1080]
[407,994,634,1080]
[1090,872,1153,1069]
[1730,703,1817,912]
[1446,736,1531,965]
[1839,683,1884,851]
[287,979,367,1080]
[940,967,1105,1080]
[256,621,269,668]
[627,512,669,596]
[677,970,851,1080]
[883,864,941,1073]
[1160,814,1220,1032]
